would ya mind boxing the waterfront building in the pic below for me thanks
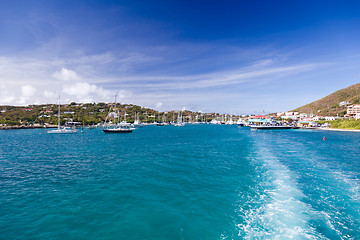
[297,121,317,128]
[346,104,360,117]
[312,116,322,121]
[281,115,298,120]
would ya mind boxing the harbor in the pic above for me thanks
[2,1,360,239]
[2,123,360,239]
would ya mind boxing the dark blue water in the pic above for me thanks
[1,125,359,239]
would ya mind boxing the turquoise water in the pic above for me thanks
[1,125,360,239]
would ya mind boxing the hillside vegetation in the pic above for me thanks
[0,102,221,126]
[293,83,360,116]
[318,119,360,129]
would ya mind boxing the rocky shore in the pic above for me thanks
[0,125,58,130]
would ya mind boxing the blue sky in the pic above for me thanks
[1,0,360,114]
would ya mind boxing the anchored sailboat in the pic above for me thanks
[103,95,133,133]
[174,111,185,127]
[47,96,77,134]
[133,112,143,128]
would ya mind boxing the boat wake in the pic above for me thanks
[234,132,360,239]
[236,143,321,239]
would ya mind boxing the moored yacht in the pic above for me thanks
[174,111,185,126]
[103,95,133,133]
[47,97,77,134]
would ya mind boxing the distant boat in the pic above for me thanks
[250,119,296,130]
[236,119,246,127]
[157,113,169,126]
[103,128,133,133]
[133,112,143,128]
[102,95,133,133]
[225,115,235,125]
[250,125,294,130]
[174,111,185,127]
[47,97,77,134]
[210,119,219,124]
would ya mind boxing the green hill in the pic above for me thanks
[293,83,360,116]
[0,102,229,127]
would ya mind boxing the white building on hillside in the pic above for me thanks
[339,101,350,107]
[324,116,336,121]
[347,104,360,117]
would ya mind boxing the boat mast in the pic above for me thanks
[114,95,117,126]
[58,96,60,130]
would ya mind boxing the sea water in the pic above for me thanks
[1,125,359,239]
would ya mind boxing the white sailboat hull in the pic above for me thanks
[47,128,77,133]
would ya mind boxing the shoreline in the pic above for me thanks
[0,125,58,130]
[2,125,360,132]
[316,127,360,132]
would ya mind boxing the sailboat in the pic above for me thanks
[174,111,185,127]
[157,113,169,126]
[103,95,133,133]
[118,111,131,127]
[47,97,77,134]
[133,112,143,128]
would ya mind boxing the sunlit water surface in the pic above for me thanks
[1,125,359,239]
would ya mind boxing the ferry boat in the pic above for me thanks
[250,125,294,130]
[249,118,297,130]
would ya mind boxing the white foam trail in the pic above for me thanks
[245,133,360,239]
[286,138,360,237]
[331,170,360,202]
[237,145,323,239]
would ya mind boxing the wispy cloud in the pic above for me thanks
[104,62,322,90]
[0,47,325,111]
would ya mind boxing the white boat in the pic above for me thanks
[236,119,246,127]
[210,119,219,124]
[225,115,235,125]
[157,113,169,126]
[174,111,185,127]
[103,95,133,133]
[47,97,77,134]
[250,125,294,130]
[47,126,78,134]
[249,119,296,130]
[133,112,143,128]
[103,128,133,133]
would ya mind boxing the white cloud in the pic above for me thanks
[53,67,80,81]
[155,102,163,109]
[62,82,132,103]
[21,85,36,97]
[0,86,16,105]
[63,82,97,96]
[0,45,335,112]
[43,90,56,98]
